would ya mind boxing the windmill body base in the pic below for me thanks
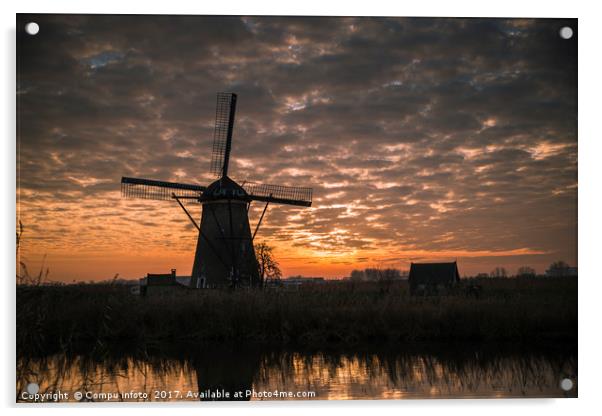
[190,199,260,288]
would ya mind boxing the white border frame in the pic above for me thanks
[3,1,599,416]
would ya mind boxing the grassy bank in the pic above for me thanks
[17,277,577,355]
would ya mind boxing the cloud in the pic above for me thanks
[17,15,577,279]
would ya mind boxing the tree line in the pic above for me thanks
[349,268,405,282]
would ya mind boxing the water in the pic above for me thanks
[17,344,577,402]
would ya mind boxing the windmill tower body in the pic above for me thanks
[191,177,260,288]
[120,92,312,289]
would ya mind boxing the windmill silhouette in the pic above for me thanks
[121,93,313,288]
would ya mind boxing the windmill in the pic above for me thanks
[121,93,313,289]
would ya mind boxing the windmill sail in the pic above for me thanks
[210,92,237,178]
[243,182,313,207]
[121,177,206,201]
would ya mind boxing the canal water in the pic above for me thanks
[17,343,577,402]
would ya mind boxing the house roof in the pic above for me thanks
[408,262,460,286]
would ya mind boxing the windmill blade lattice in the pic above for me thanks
[210,92,237,177]
[243,182,313,207]
[121,177,206,201]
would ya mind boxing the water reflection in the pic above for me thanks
[17,344,577,401]
[193,347,263,400]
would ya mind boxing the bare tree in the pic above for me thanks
[490,267,508,278]
[517,266,536,277]
[548,260,570,277]
[351,266,401,282]
[255,242,282,287]
[350,269,365,281]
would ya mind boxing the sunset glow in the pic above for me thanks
[17,16,577,281]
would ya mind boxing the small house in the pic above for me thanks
[146,269,178,286]
[139,269,190,295]
[408,261,460,295]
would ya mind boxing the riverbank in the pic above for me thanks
[17,277,577,355]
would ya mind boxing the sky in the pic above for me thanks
[16,15,577,281]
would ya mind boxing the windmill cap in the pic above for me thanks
[201,176,248,201]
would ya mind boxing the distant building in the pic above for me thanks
[146,269,177,286]
[176,276,192,286]
[408,262,461,295]
[281,277,325,287]
[545,266,578,278]
[139,269,190,295]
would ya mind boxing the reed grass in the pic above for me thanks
[16,277,577,355]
